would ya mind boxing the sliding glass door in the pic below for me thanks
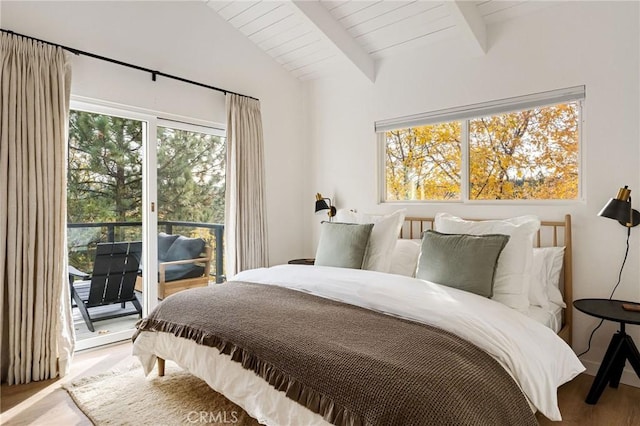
[67,101,158,350]
[66,99,225,350]
[156,121,226,296]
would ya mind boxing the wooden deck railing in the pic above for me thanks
[67,220,225,283]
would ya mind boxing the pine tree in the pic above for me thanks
[67,110,225,271]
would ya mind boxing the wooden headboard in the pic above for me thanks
[400,215,573,346]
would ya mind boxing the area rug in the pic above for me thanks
[63,362,260,425]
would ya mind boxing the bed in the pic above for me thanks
[399,215,574,346]
[132,214,584,425]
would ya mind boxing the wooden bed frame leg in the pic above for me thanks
[157,357,165,377]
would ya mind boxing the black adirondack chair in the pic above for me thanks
[70,241,143,332]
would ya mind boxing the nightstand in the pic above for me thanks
[573,298,640,404]
[288,258,315,265]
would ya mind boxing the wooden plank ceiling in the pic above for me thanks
[206,0,555,81]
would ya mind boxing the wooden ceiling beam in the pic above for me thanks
[446,0,487,56]
[290,0,375,82]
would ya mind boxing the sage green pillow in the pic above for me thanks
[315,222,374,269]
[416,230,509,298]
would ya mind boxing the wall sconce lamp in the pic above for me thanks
[598,186,640,228]
[597,185,640,312]
[315,193,336,222]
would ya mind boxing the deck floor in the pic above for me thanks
[72,281,216,341]
[72,297,141,341]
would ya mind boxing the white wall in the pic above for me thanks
[1,1,307,266]
[305,1,640,386]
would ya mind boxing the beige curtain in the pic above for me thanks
[0,32,74,385]
[224,94,268,277]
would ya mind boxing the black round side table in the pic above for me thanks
[287,258,315,265]
[573,298,640,404]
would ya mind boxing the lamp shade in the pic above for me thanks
[598,186,640,227]
[315,198,330,213]
[314,193,337,220]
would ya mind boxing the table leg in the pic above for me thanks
[157,357,165,377]
[608,343,627,389]
[624,334,640,377]
[586,332,625,404]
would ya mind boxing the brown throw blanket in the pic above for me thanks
[134,282,537,426]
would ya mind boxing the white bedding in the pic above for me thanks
[527,302,563,333]
[134,332,330,425]
[133,265,584,422]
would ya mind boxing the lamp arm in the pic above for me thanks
[325,197,337,221]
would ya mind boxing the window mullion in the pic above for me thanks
[142,118,159,315]
[461,120,470,202]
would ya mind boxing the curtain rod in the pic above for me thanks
[1,28,258,101]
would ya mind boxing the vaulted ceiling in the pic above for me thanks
[205,0,556,81]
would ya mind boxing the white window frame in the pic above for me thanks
[158,118,226,138]
[69,96,225,350]
[376,86,585,205]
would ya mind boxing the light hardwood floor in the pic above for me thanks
[537,373,640,425]
[1,342,133,426]
[2,342,639,425]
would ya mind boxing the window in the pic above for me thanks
[67,109,145,272]
[156,121,226,254]
[385,122,462,201]
[378,87,583,202]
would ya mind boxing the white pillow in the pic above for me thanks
[434,213,540,311]
[389,239,421,277]
[334,209,406,272]
[529,247,566,308]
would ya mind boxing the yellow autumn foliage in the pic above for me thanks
[385,102,579,201]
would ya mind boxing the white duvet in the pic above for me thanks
[134,265,584,422]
